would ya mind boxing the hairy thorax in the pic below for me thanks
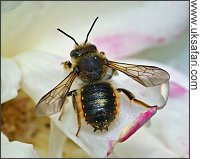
[76,52,106,82]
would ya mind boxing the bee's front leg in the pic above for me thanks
[61,61,72,70]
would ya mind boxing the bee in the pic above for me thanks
[35,17,170,136]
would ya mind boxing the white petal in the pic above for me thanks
[1,58,21,103]
[48,120,67,158]
[1,133,38,158]
[149,92,189,157]
[13,51,70,103]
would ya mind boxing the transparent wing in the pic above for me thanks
[35,71,77,116]
[107,60,170,87]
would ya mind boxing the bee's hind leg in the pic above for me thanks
[117,88,157,109]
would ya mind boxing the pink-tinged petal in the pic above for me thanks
[128,61,189,157]
[108,58,188,157]
[117,106,157,143]
[106,140,116,157]
[1,58,21,103]
[93,1,188,59]
[109,90,188,158]
[108,127,180,158]
[169,81,187,98]
[2,2,188,60]
[106,107,157,156]
[94,32,168,59]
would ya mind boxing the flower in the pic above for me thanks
[2,1,189,158]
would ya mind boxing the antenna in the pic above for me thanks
[57,28,79,46]
[84,17,99,44]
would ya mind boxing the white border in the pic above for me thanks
[190,0,200,158]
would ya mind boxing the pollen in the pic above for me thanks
[1,91,38,142]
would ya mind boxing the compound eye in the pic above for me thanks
[70,49,80,58]
[89,44,97,51]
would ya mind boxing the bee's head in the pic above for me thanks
[70,43,97,59]
[57,17,99,59]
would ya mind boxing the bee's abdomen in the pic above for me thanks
[81,82,118,131]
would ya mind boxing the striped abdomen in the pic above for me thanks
[81,82,119,132]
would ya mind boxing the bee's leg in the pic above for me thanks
[69,91,82,137]
[61,61,72,69]
[58,90,82,136]
[117,88,156,109]
[58,90,76,121]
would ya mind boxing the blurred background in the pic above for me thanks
[2,1,189,74]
